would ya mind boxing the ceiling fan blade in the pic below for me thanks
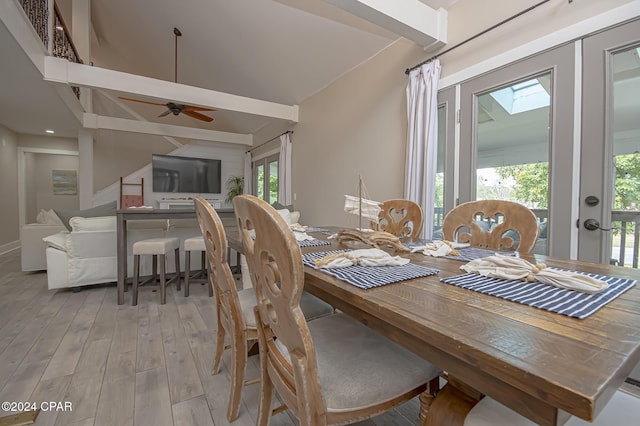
[158,109,172,117]
[182,110,214,122]
[118,96,167,107]
[182,105,215,112]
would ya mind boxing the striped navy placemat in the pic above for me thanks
[446,247,516,262]
[441,270,636,319]
[298,238,331,247]
[302,250,439,289]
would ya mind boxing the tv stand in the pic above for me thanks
[158,199,222,210]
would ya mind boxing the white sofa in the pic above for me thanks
[44,216,188,290]
[43,207,300,291]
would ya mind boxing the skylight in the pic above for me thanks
[490,78,550,115]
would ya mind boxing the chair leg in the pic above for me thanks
[227,334,248,421]
[184,250,191,297]
[211,322,226,375]
[256,310,274,426]
[159,254,167,305]
[132,254,140,306]
[174,248,181,291]
[207,262,213,297]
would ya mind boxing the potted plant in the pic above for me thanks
[225,175,244,204]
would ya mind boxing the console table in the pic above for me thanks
[116,208,235,304]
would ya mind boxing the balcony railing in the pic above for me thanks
[18,0,82,97]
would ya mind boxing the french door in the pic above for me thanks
[579,19,640,266]
[253,153,279,204]
[457,43,576,258]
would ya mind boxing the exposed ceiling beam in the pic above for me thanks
[96,90,183,148]
[82,113,253,146]
[323,0,447,50]
[44,57,299,122]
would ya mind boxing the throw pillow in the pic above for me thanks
[44,209,63,225]
[272,201,294,211]
[43,232,68,251]
[36,209,47,224]
[55,201,117,231]
[275,208,292,225]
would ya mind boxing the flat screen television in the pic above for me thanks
[152,154,222,194]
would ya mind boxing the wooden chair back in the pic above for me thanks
[194,198,244,334]
[232,194,325,422]
[120,177,144,208]
[372,199,423,241]
[442,200,539,253]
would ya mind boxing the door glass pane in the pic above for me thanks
[256,164,264,200]
[610,45,640,267]
[268,159,278,204]
[475,72,551,254]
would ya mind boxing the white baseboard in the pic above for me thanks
[0,240,20,256]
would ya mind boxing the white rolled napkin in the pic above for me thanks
[460,254,608,294]
[315,248,410,269]
[290,223,307,232]
[411,240,470,257]
[294,231,315,242]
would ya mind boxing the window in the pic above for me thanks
[253,154,279,204]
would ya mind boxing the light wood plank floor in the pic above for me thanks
[0,249,422,425]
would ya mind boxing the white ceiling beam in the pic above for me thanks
[82,113,253,146]
[44,57,299,122]
[324,0,447,50]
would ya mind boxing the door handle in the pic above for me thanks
[583,219,613,231]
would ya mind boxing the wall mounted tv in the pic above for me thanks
[152,154,222,194]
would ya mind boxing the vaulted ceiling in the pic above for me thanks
[0,0,457,140]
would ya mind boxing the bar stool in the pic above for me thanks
[132,237,181,305]
[184,235,213,297]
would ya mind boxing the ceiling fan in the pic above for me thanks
[119,27,214,123]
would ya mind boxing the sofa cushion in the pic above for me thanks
[43,232,68,251]
[37,209,63,225]
[55,201,117,231]
[69,216,117,232]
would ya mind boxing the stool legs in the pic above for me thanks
[174,248,181,292]
[184,250,191,297]
[132,254,140,305]
[131,250,180,306]
[184,250,212,297]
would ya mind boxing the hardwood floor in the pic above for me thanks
[0,249,421,425]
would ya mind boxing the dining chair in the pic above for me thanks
[442,200,539,253]
[464,388,640,425]
[233,194,442,426]
[193,197,333,422]
[371,198,423,241]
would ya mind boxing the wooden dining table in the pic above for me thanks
[225,227,640,426]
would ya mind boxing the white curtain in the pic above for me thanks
[243,152,252,196]
[278,133,293,205]
[405,60,441,240]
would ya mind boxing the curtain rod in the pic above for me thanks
[246,130,293,153]
[405,0,553,75]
